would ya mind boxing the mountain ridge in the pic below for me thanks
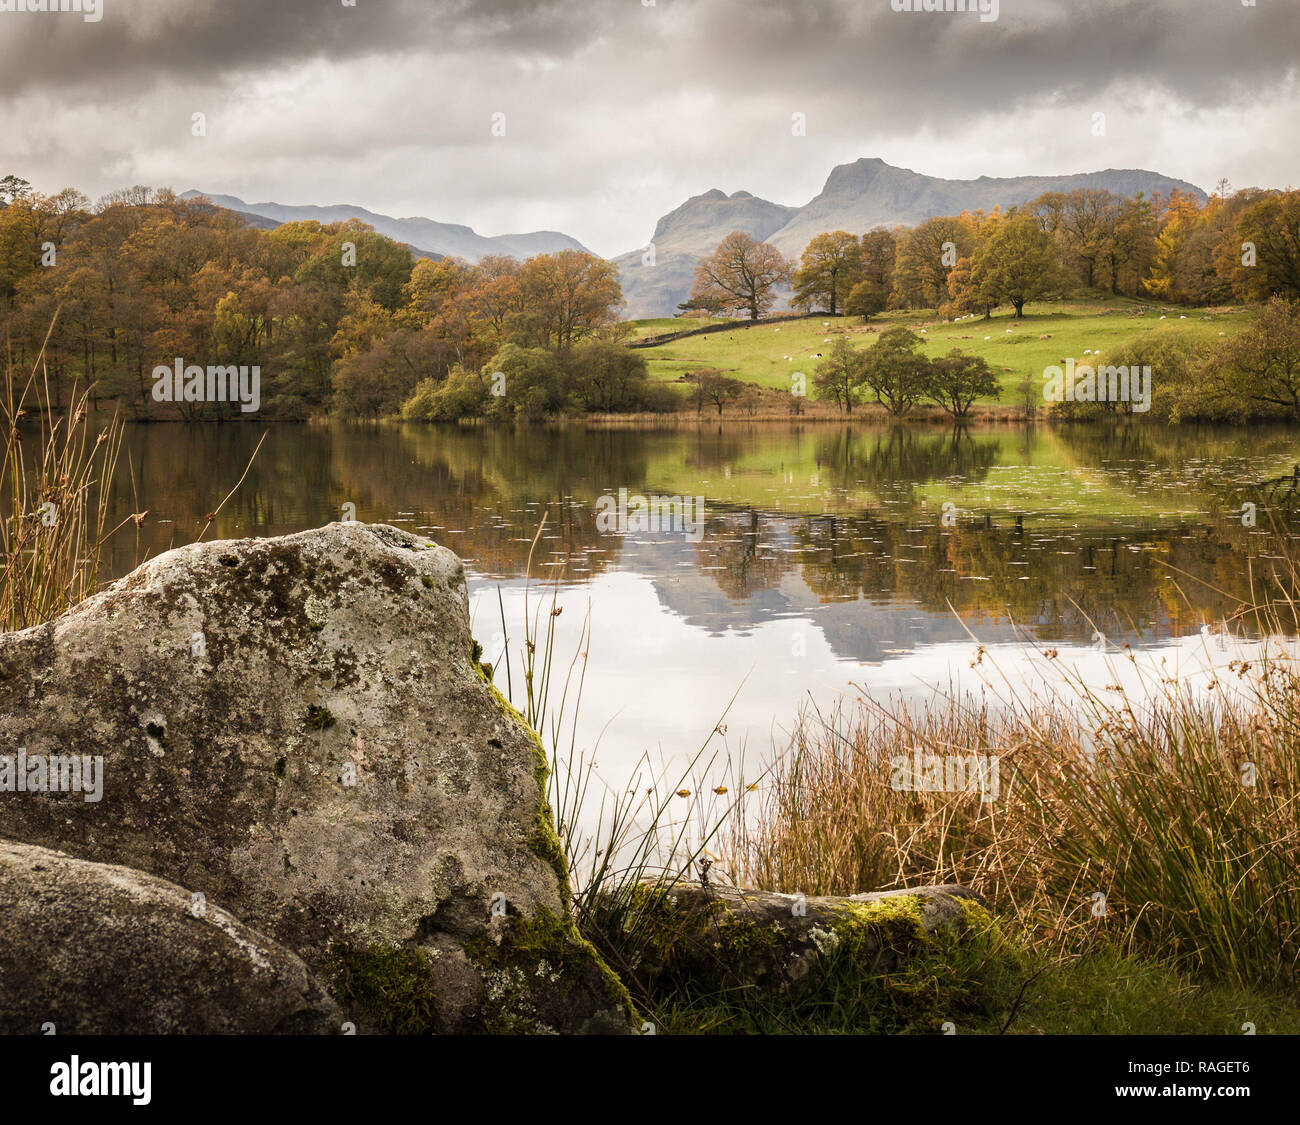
[179,190,590,263]
[184,158,1209,319]
[615,158,1208,318]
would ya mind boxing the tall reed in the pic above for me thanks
[1,319,126,631]
[491,514,747,1000]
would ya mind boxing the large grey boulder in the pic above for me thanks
[0,840,341,1034]
[0,523,633,1033]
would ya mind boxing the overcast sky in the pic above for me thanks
[2,0,1296,257]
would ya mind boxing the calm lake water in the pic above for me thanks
[96,420,1300,808]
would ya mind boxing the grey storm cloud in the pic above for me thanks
[1,0,1296,255]
[0,0,607,95]
[673,0,1299,119]
[4,0,1293,109]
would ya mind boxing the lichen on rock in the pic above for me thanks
[0,522,635,1034]
[0,840,342,1034]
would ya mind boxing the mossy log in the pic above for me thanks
[596,881,1017,1032]
[628,882,985,985]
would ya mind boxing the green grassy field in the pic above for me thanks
[631,297,1257,405]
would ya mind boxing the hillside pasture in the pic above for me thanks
[631,299,1257,406]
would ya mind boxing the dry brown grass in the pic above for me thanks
[724,629,1300,989]
[1,318,128,631]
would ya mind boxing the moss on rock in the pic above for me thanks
[323,942,440,1035]
[304,704,336,731]
[476,673,574,908]
[464,907,637,1034]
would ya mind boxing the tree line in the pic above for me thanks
[686,183,1300,322]
[3,173,1298,422]
[681,329,999,420]
[0,178,659,420]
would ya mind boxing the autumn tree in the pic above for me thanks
[844,280,887,322]
[859,326,930,417]
[972,210,1064,317]
[1144,190,1206,302]
[924,349,1001,419]
[483,343,568,421]
[1057,188,1119,289]
[942,256,994,320]
[470,254,525,343]
[793,230,861,315]
[565,339,659,413]
[686,367,745,415]
[518,250,623,350]
[275,219,413,315]
[845,227,898,320]
[1230,190,1300,300]
[1207,297,1300,418]
[1102,194,1158,296]
[812,336,864,413]
[690,231,792,321]
[333,325,450,418]
[892,217,970,309]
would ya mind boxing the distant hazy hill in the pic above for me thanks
[616,158,1207,319]
[223,207,280,233]
[180,191,589,263]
